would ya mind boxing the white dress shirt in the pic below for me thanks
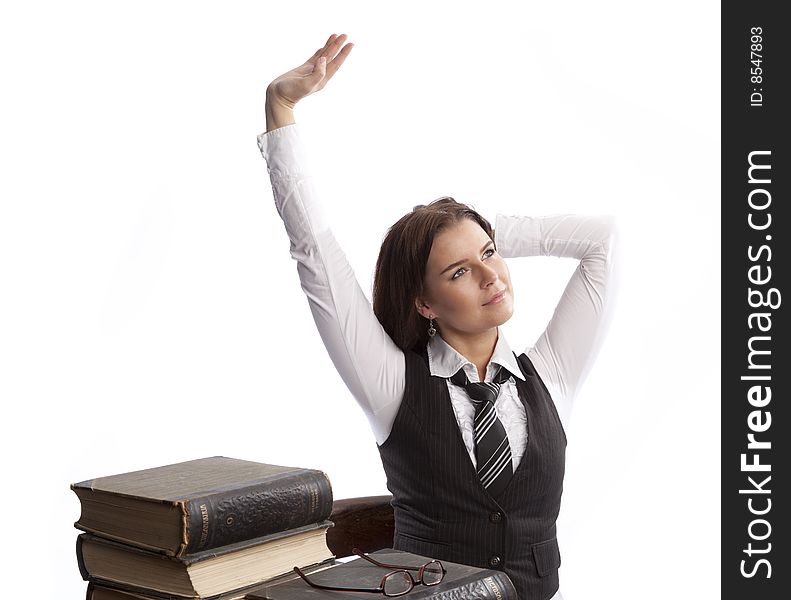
[257,120,617,444]
[258,123,617,600]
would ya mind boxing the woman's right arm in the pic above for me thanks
[495,213,618,430]
[258,35,405,445]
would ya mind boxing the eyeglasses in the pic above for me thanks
[293,548,446,597]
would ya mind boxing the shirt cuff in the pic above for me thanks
[256,123,309,179]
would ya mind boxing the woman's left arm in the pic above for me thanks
[495,214,618,427]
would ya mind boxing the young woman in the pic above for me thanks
[258,33,616,600]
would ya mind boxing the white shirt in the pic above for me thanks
[256,123,617,470]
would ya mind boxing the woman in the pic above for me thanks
[258,33,616,600]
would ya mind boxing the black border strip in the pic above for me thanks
[723,3,789,598]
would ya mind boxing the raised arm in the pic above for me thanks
[495,214,618,428]
[259,34,405,444]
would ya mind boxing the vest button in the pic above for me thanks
[489,511,503,523]
[488,555,501,568]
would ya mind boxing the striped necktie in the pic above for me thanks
[450,366,514,497]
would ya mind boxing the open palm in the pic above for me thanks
[267,33,354,109]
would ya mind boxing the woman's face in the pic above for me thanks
[416,218,514,342]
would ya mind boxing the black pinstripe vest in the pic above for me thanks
[377,349,567,600]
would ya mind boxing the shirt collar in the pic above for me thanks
[425,328,525,383]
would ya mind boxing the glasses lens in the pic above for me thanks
[383,571,413,596]
[422,561,444,585]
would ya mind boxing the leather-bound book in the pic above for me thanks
[72,457,333,557]
[83,559,336,600]
[86,581,260,600]
[248,548,519,600]
[77,524,334,599]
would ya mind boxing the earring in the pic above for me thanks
[427,317,437,337]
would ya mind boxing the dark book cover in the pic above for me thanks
[72,456,333,556]
[86,581,262,600]
[248,549,518,600]
[84,560,337,600]
[76,522,334,599]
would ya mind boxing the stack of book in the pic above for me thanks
[71,457,336,600]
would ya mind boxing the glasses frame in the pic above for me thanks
[352,547,446,587]
[292,548,446,597]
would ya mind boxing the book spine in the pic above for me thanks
[86,579,201,600]
[76,535,90,581]
[425,571,518,600]
[182,469,332,555]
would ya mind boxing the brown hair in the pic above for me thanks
[372,196,494,353]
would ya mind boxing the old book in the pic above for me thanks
[249,549,518,600]
[76,522,335,599]
[86,581,257,600]
[84,561,336,600]
[72,457,332,556]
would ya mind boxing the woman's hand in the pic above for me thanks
[265,33,354,131]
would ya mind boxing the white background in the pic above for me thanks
[0,1,720,599]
